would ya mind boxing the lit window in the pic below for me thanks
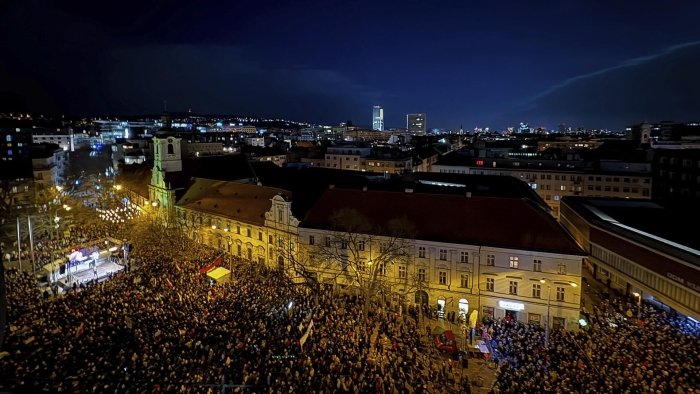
[509,256,519,269]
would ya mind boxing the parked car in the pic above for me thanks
[434,330,458,354]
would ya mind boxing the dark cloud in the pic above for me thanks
[2,1,700,129]
[511,42,700,129]
[97,44,380,122]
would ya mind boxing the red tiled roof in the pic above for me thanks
[302,188,585,255]
[176,178,291,226]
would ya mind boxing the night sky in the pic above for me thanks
[2,0,700,130]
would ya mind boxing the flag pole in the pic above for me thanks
[16,217,22,272]
[28,216,36,274]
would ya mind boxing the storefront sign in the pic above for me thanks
[498,300,525,311]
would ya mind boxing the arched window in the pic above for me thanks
[277,255,284,270]
[167,143,174,155]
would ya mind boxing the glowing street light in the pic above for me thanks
[540,279,578,347]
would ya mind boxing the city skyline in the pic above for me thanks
[1,1,700,130]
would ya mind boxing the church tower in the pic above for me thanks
[149,134,182,223]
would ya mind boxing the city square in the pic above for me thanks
[2,1,700,393]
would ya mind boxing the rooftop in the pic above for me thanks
[561,197,700,266]
[176,178,291,226]
[303,188,584,255]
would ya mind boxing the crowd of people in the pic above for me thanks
[487,294,700,393]
[1,219,469,393]
[6,194,698,393]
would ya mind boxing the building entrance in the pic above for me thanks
[458,299,469,323]
[437,298,446,319]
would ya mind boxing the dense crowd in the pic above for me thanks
[0,227,458,393]
[488,295,700,393]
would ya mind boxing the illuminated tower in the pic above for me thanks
[372,105,384,131]
[407,113,426,134]
[149,134,182,222]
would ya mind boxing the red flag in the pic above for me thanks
[76,322,85,338]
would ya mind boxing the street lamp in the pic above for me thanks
[540,279,577,348]
[53,204,71,240]
[632,292,642,318]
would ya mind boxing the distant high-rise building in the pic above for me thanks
[372,105,384,131]
[407,113,426,134]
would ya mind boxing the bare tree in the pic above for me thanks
[304,208,415,328]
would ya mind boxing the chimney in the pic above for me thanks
[466,191,472,198]
[405,188,413,193]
